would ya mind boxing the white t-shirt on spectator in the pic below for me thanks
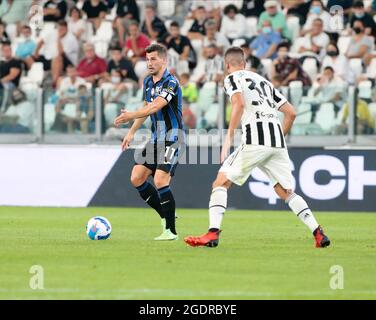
[321,55,354,83]
[303,11,332,32]
[40,28,80,65]
[300,32,330,59]
[203,32,231,51]
[58,76,87,97]
[5,101,34,128]
[312,75,347,103]
[68,18,87,40]
[220,14,247,40]
[189,0,220,12]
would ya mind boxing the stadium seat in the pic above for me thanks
[337,36,351,55]
[286,16,301,41]
[181,19,194,36]
[368,102,376,128]
[20,62,44,87]
[158,0,175,19]
[302,58,318,81]
[358,80,373,100]
[349,58,363,79]
[93,41,109,59]
[245,17,258,38]
[289,80,303,107]
[44,103,56,132]
[315,102,336,133]
[366,57,376,78]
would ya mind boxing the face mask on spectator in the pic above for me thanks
[112,76,121,84]
[355,12,365,18]
[353,27,363,34]
[263,27,272,34]
[311,6,321,14]
[327,50,338,57]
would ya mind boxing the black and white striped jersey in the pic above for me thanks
[224,70,288,148]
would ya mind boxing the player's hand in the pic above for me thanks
[121,132,134,151]
[220,138,231,163]
[114,109,132,127]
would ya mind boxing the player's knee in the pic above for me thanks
[154,177,169,189]
[212,175,231,189]
[130,174,146,188]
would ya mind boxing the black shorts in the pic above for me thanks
[134,141,185,177]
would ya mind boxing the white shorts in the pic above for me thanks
[220,144,294,189]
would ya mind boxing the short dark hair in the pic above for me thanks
[277,41,290,51]
[170,21,180,28]
[128,20,139,28]
[224,46,245,66]
[70,6,82,18]
[1,40,11,47]
[145,43,167,58]
[353,1,364,8]
[324,66,334,73]
[58,20,68,28]
[224,4,238,15]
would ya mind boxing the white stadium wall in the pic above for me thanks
[0,145,375,211]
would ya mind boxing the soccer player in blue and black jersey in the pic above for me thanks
[114,43,185,241]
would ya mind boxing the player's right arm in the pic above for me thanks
[121,101,147,151]
[222,75,244,162]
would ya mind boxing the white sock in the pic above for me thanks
[286,193,319,233]
[208,187,227,230]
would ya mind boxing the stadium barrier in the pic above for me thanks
[0,145,375,211]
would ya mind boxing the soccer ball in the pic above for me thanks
[86,216,112,240]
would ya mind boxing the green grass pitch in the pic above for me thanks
[0,206,375,300]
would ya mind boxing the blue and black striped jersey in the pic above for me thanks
[143,69,185,143]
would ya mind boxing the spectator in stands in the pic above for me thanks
[27,20,79,77]
[56,64,87,99]
[202,19,230,55]
[337,99,375,134]
[240,0,265,17]
[0,21,10,43]
[76,42,107,84]
[15,26,36,61]
[105,46,138,83]
[53,83,94,133]
[350,1,376,38]
[103,69,128,127]
[301,0,332,35]
[346,20,374,63]
[250,20,281,60]
[166,21,196,71]
[220,4,246,43]
[124,20,150,65]
[141,4,167,42]
[67,6,86,41]
[182,98,197,129]
[298,18,330,61]
[180,73,199,103]
[0,41,22,89]
[307,66,347,119]
[187,6,208,40]
[282,0,311,26]
[43,0,68,23]
[115,0,140,46]
[0,0,32,40]
[258,0,290,40]
[197,44,224,84]
[51,20,80,86]
[0,88,33,133]
[271,42,312,87]
[82,0,108,31]
[240,41,264,76]
[321,42,353,83]
[187,0,221,21]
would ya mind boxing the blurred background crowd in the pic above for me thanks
[0,0,375,138]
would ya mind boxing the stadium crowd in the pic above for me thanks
[0,0,375,135]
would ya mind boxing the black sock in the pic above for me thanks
[209,228,219,232]
[136,181,164,219]
[158,186,176,234]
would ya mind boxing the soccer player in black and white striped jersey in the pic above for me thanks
[185,47,330,248]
